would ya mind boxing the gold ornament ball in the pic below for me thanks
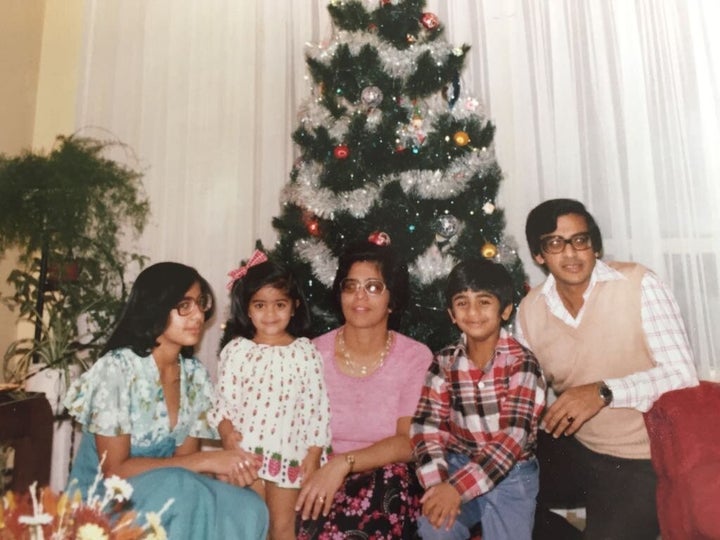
[453,131,470,146]
[481,242,498,259]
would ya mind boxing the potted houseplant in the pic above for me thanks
[0,134,150,386]
[3,299,90,414]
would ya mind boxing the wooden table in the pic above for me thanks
[0,390,53,492]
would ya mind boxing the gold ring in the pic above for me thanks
[566,415,575,423]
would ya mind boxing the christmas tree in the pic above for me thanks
[270,0,526,352]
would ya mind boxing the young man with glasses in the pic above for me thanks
[515,199,698,540]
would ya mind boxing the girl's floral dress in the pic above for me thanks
[209,337,332,488]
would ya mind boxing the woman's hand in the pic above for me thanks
[209,447,262,487]
[295,455,348,520]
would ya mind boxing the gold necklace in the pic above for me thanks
[337,328,393,376]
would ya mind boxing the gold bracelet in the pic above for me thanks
[345,453,355,473]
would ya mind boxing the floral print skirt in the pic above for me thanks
[297,462,423,539]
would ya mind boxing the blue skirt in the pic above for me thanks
[69,434,268,539]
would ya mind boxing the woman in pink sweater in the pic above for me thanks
[296,239,433,539]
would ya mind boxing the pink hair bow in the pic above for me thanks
[226,249,268,289]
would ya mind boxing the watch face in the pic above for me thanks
[600,383,613,404]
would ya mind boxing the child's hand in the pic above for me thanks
[420,482,462,531]
[300,450,322,482]
[221,430,243,451]
[218,418,243,451]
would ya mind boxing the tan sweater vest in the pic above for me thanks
[518,262,653,459]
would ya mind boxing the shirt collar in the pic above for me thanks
[456,328,511,372]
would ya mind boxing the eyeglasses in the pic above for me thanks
[540,232,592,254]
[174,294,213,316]
[340,278,387,295]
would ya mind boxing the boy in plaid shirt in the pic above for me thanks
[411,259,545,540]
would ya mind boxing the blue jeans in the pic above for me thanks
[418,453,539,540]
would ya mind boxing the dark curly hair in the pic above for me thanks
[219,260,311,350]
[331,240,409,331]
[102,262,214,359]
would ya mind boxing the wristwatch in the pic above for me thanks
[598,381,613,406]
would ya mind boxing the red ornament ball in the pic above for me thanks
[368,230,392,246]
[334,145,350,159]
[307,219,321,236]
[420,12,440,30]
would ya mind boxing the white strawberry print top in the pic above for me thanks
[209,337,332,488]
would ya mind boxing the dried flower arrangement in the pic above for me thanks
[0,459,172,540]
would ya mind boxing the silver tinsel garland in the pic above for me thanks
[293,238,338,286]
[306,30,462,81]
[410,244,457,285]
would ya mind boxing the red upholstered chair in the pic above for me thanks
[643,381,720,540]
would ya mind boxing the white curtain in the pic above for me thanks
[76,0,720,379]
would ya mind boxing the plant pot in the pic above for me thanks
[24,364,77,415]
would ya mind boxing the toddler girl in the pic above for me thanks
[209,250,331,540]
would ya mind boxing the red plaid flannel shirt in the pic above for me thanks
[410,329,545,502]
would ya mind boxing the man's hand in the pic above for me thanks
[543,382,606,438]
[420,482,462,531]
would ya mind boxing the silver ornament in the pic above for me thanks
[361,86,383,108]
[496,237,520,264]
[434,214,459,239]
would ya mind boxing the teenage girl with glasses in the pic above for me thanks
[209,250,331,540]
[64,262,268,539]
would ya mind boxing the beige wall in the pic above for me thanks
[0,1,44,154]
[0,0,84,373]
[33,0,85,150]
